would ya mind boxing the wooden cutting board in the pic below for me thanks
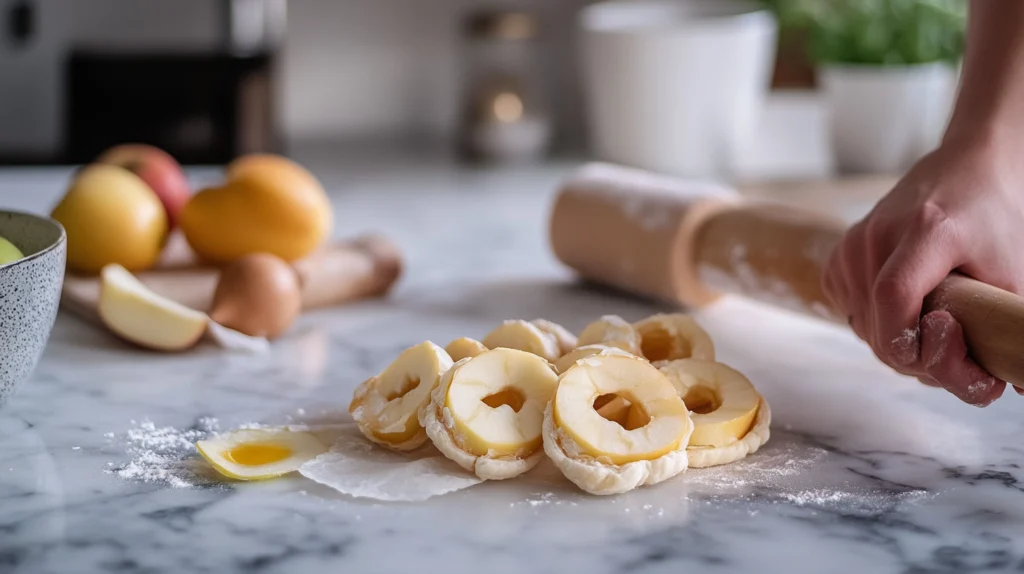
[61,231,404,327]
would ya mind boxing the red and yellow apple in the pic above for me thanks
[51,164,169,273]
[98,144,191,228]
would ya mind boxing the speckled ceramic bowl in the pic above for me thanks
[0,211,66,410]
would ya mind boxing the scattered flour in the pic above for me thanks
[105,417,230,489]
[782,489,850,506]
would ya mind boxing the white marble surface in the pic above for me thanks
[2,152,1024,574]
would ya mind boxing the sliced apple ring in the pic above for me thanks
[530,319,578,355]
[543,355,693,495]
[481,320,561,362]
[554,344,636,374]
[634,313,715,364]
[658,359,770,468]
[421,348,559,480]
[349,341,454,451]
[576,315,641,355]
[445,337,488,362]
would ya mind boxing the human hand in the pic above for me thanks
[822,139,1024,406]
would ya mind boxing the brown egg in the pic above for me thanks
[209,253,302,339]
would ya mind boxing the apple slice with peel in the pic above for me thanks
[98,264,267,352]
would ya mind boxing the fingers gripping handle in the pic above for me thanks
[692,204,1024,390]
[923,274,1024,389]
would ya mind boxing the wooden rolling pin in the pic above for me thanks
[549,162,1024,389]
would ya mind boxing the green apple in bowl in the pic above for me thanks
[0,235,25,265]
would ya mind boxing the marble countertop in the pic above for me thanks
[2,152,1024,574]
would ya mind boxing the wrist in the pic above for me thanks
[941,118,1024,172]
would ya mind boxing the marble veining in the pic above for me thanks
[2,153,1024,574]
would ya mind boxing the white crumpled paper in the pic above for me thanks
[297,423,483,502]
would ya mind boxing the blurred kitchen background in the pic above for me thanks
[0,0,966,183]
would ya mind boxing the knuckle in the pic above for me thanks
[872,272,914,308]
[912,202,956,238]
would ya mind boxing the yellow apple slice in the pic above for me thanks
[98,264,210,351]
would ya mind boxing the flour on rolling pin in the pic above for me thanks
[551,163,852,323]
[691,203,847,323]
[698,243,836,321]
[565,163,737,232]
[550,162,738,305]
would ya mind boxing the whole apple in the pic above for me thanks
[51,164,169,274]
[98,144,190,228]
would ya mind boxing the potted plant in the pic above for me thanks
[766,0,966,173]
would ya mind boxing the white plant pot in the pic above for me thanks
[821,62,959,174]
[578,0,778,181]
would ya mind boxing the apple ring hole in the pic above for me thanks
[482,387,526,413]
[683,385,721,415]
[639,326,690,362]
[384,376,420,402]
[593,393,651,431]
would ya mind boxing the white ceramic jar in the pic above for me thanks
[578,0,777,181]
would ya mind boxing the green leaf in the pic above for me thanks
[764,0,965,65]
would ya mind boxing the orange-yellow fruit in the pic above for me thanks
[51,164,169,273]
[180,154,333,264]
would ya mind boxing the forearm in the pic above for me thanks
[944,0,1024,151]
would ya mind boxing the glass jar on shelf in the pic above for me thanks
[457,8,552,163]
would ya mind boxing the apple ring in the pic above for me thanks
[482,320,561,362]
[554,344,636,374]
[634,313,715,364]
[349,341,454,451]
[543,355,693,495]
[422,348,559,480]
[531,319,578,355]
[658,359,770,468]
[576,315,642,355]
[445,337,488,362]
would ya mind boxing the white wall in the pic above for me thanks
[280,0,461,141]
[279,0,592,146]
[0,0,591,155]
